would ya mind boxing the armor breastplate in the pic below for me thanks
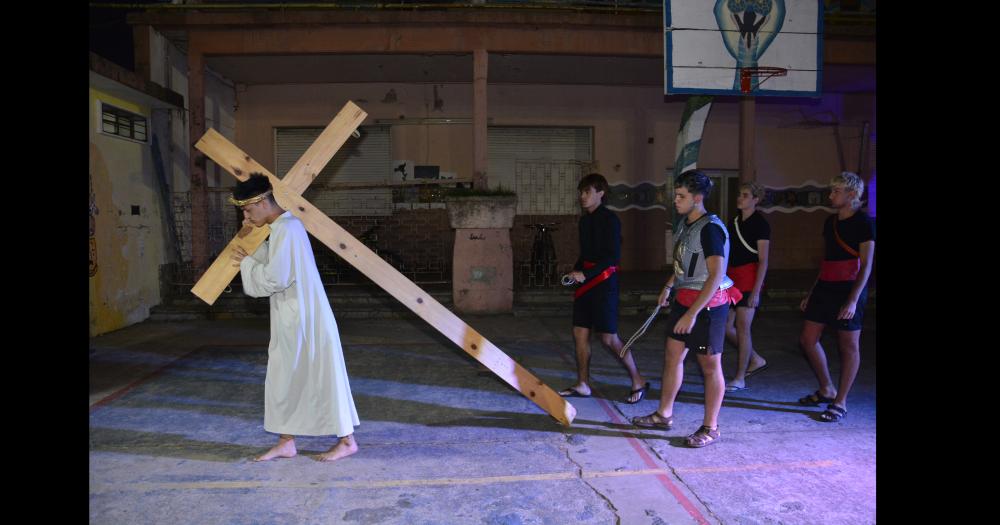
[673,214,734,291]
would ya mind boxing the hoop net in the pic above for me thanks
[740,66,788,94]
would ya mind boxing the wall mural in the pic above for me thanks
[605,182,669,211]
[605,179,855,214]
[757,180,837,213]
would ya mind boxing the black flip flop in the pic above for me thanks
[559,387,591,398]
[625,382,651,404]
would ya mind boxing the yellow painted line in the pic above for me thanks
[92,468,675,492]
[91,462,838,493]
[675,460,838,474]
[587,468,672,479]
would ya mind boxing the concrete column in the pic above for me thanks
[187,37,208,270]
[473,49,488,189]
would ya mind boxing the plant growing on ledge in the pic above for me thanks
[441,185,516,198]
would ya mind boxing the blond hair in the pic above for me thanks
[739,181,766,200]
[831,171,864,207]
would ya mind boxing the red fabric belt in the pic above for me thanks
[727,262,759,292]
[675,287,743,308]
[574,261,618,299]
[819,259,860,281]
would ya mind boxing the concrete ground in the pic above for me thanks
[90,308,875,525]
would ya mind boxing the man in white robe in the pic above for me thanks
[229,174,360,462]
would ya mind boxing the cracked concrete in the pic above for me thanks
[561,438,622,525]
[91,310,875,524]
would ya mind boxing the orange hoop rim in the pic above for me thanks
[740,67,789,93]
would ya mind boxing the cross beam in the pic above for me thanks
[190,104,576,426]
[191,101,367,305]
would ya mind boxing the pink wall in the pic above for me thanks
[235,82,874,270]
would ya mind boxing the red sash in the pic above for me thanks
[727,262,759,292]
[675,287,743,308]
[819,259,860,281]
[833,216,860,258]
[574,261,618,299]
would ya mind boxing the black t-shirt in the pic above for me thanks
[700,222,727,259]
[574,205,622,280]
[823,210,875,261]
[729,211,771,267]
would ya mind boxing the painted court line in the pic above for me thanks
[553,348,711,525]
[91,461,839,493]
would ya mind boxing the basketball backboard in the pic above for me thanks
[665,0,823,97]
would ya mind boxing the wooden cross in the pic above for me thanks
[189,101,577,426]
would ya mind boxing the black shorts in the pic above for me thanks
[734,289,761,309]
[664,300,729,355]
[803,282,868,331]
[572,278,619,334]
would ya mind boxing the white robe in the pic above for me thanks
[240,211,360,437]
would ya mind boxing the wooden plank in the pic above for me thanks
[196,131,577,426]
[189,102,367,304]
[266,168,578,427]
[282,101,367,195]
[189,128,273,304]
[190,224,271,304]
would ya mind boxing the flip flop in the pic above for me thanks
[819,404,847,422]
[558,387,591,398]
[725,384,747,392]
[745,363,769,378]
[625,382,651,404]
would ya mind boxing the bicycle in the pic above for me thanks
[525,222,559,286]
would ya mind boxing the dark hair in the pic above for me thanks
[674,170,713,199]
[577,173,609,194]
[233,173,276,203]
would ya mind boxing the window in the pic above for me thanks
[99,102,148,143]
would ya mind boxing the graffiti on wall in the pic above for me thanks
[89,172,99,277]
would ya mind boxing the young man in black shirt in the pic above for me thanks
[558,173,649,404]
[798,172,875,422]
[724,181,771,392]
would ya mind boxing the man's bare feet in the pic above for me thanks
[254,435,297,462]
[316,435,358,462]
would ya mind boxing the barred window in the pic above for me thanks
[100,103,147,143]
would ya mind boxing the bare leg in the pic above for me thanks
[563,326,593,396]
[727,307,765,389]
[725,308,739,348]
[697,352,725,428]
[831,330,861,410]
[655,338,689,418]
[600,333,646,401]
[317,434,359,462]
[254,434,297,462]
[800,320,837,399]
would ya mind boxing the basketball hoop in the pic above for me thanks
[740,66,788,94]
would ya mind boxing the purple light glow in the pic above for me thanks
[866,172,876,217]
